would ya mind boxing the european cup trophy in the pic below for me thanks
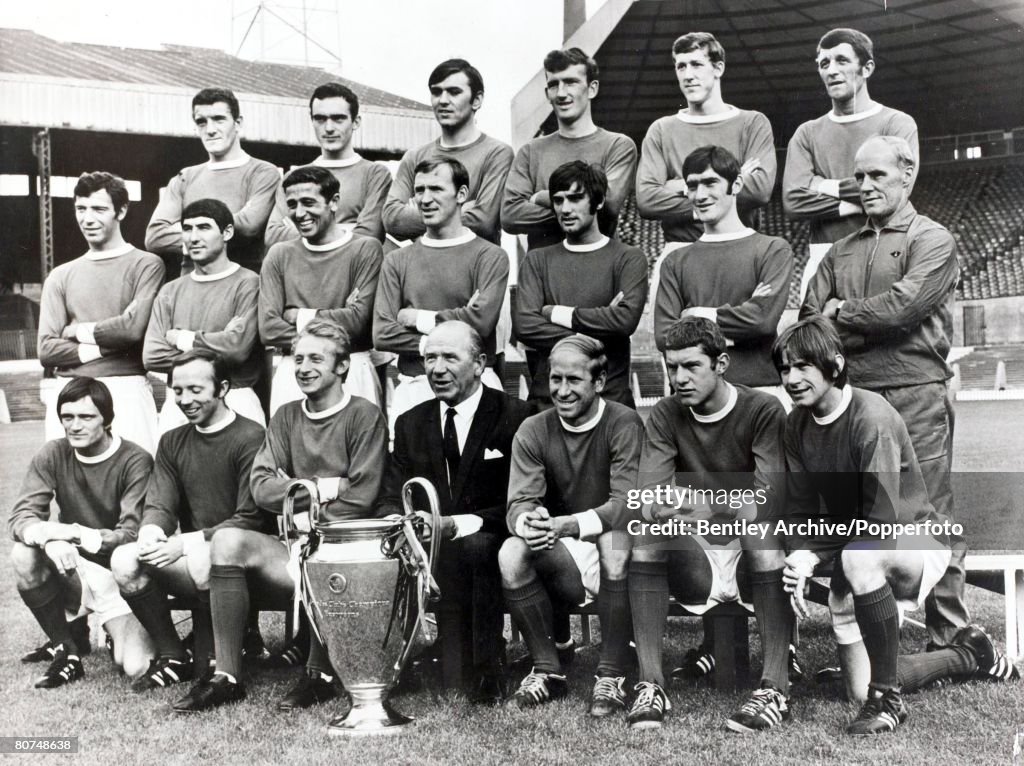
[282,477,441,737]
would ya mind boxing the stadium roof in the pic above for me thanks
[513,0,1024,147]
[0,28,437,152]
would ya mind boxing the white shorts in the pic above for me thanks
[645,241,691,337]
[557,537,600,606]
[829,542,952,645]
[799,243,832,305]
[158,386,265,433]
[388,368,502,450]
[676,536,754,616]
[73,557,133,626]
[270,351,381,415]
[44,375,158,456]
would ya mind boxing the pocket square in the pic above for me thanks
[484,448,504,460]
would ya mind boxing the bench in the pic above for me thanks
[965,553,1024,659]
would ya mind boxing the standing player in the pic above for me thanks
[374,158,509,430]
[383,59,513,246]
[654,146,793,403]
[172,320,387,713]
[800,135,966,649]
[783,28,918,299]
[146,87,280,276]
[636,32,775,303]
[38,171,164,455]
[260,165,383,413]
[144,199,265,431]
[626,317,791,732]
[501,335,642,717]
[516,161,647,407]
[111,353,269,694]
[265,82,392,247]
[9,378,155,687]
[501,48,637,250]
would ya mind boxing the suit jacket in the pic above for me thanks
[377,386,532,536]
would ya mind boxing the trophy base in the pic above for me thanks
[327,694,414,737]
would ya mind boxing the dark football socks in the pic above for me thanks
[628,560,668,688]
[19,578,76,655]
[596,577,632,677]
[306,634,334,679]
[210,565,248,678]
[504,578,560,674]
[898,645,976,692]
[854,584,901,690]
[193,589,214,669]
[751,568,794,693]
[123,580,185,661]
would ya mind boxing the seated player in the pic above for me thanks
[515,160,647,408]
[144,199,265,432]
[111,352,269,693]
[260,165,384,413]
[173,319,387,713]
[775,316,957,735]
[8,377,155,687]
[626,317,792,733]
[501,335,642,716]
[377,320,531,702]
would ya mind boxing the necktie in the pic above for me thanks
[443,407,461,494]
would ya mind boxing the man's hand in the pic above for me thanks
[44,541,79,575]
[609,291,625,308]
[138,536,185,569]
[783,549,820,620]
[549,515,579,540]
[739,157,762,180]
[822,298,843,320]
[345,289,360,308]
[121,299,138,321]
[397,308,419,328]
[136,524,167,554]
[282,308,299,325]
[665,179,689,195]
[415,511,456,543]
[61,322,80,340]
[461,200,479,217]
[541,305,554,321]
[522,508,555,551]
[529,190,551,208]
[224,315,246,334]
[751,282,773,299]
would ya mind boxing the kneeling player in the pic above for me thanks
[8,377,155,687]
[111,352,269,694]
[627,317,792,732]
[174,319,387,712]
[776,316,961,735]
[501,335,642,716]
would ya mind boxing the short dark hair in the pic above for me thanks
[543,47,599,83]
[182,198,234,232]
[772,316,848,388]
[73,172,129,215]
[550,334,608,381]
[413,158,470,194]
[309,82,359,119]
[57,377,114,429]
[682,145,742,188]
[663,316,727,359]
[818,28,874,67]
[548,160,607,214]
[428,59,484,99]
[283,165,340,200]
[672,32,725,65]
[293,319,351,366]
[192,87,240,120]
[169,350,231,391]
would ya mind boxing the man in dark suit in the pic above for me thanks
[378,320,531,703]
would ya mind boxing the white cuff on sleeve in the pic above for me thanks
[296,308,318,333]
[514,514,530,539]
[175,330,196,352]
[179,530,206,557]
[838,200,863,217]
[75,322,97,345]
[415,310,438,335]
[574,509,603,541]
[317,477,342,503]
[77,343,102,363]
[418,334,429,357]
[550,305,574,329]
[451,514,484,539]
[74,524,103,554]
[818,179,841,199]
[686,306,718,322]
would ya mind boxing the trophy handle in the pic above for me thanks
[401,477,443,578]
[282,479,319,558]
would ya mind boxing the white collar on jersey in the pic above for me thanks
[302,391,352,420]
[813,384,853,425]
[559,397,606,433]
[313,155,361,168]
[84,243,134,261]
[196,408,236,434]
[75,435,122,464]
[303,229,354,252]
[191,262,241,282]
[691,383,738,423]
[564,236,610,252]
[207,154,251,170]
[675,105,740,124]
[827,103,883,124]
[699,228,756,243]
[421,229,476,248]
